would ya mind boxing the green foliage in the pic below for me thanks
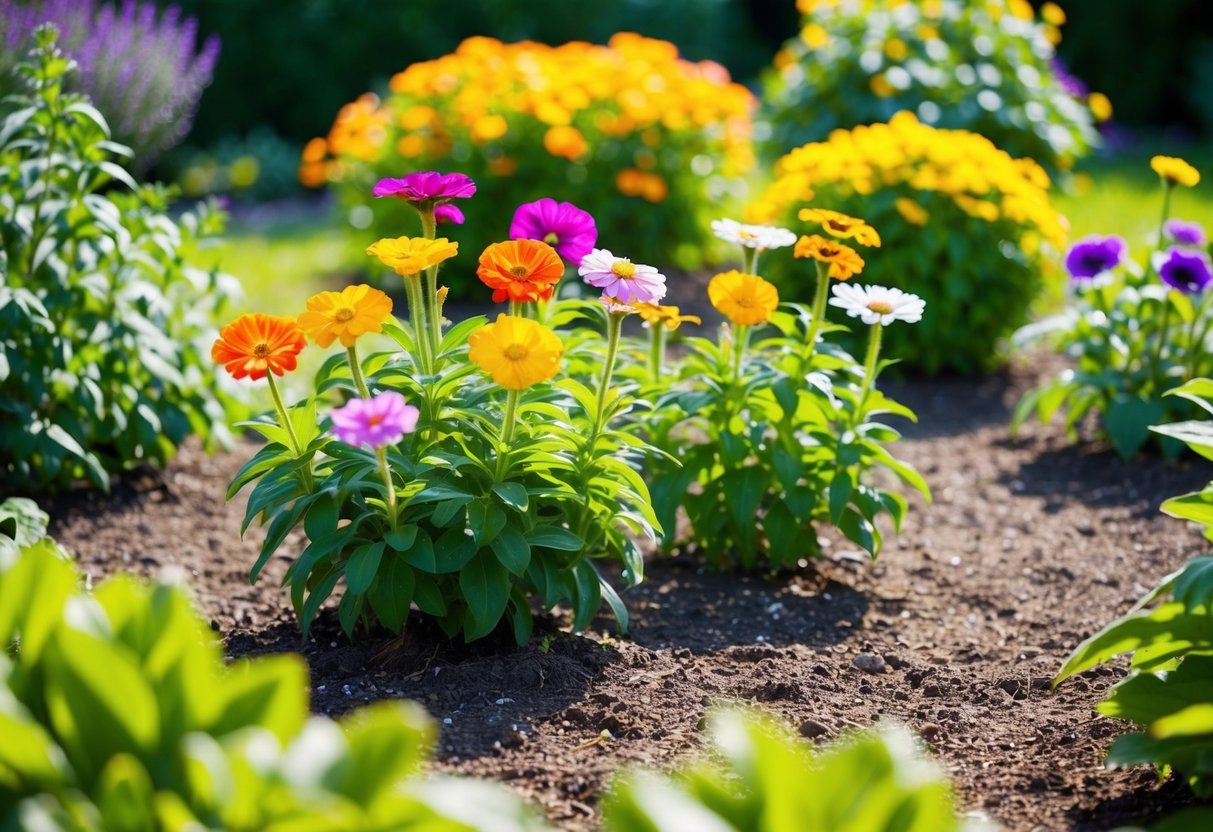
[0,498,47,557]
[0,26,240,492]
[1013,205,1213,459]
[602,708,986,832]
[761,0,1100,172]
[0,536,551,831]
[1055,391,1213,800]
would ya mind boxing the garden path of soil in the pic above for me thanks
[48,360,1209,831]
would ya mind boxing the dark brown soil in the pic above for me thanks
[47,359,1209,831]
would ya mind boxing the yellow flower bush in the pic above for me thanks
[303,34,756,290]
[751,111,1066,374]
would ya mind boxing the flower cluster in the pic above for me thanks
[750,111,1064,374]
[299,33,756,290]
[1016,155,1212,459]
[764,0,1103,174]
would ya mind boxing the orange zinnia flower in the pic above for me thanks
[476,239,565,304]
[212,314,307,381]
[794,234,866,280]
[798,208,881,247]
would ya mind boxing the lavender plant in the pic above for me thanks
[0,0,219,169]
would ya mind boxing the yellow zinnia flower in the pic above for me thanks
[367,237,459,276]
[798,209,882,247]
[297,284,393,348]
[707,270,779,326]
[635,302,702,331]
[1151,156,1201,188]
[468,314,563,390]
[793,235,866,280]
[894,198,930,227]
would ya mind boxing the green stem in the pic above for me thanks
[267,372,314,491]
[494,389,521,481]
[346,345,371,399]
[854,322,883,427]
[377,447,397,528]
[649,324,666,383]
[1152,298,1173,392]
[402,274,432,374]
[509,299,523,318]
[802,261,831,366]
[1189,295,1213,379]
[419,207,443,365]
[593,312,624,433]
[731,324,750,385]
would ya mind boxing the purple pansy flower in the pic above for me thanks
[578,248,667,305]
[372,172,476,204]
[435,204,465,225]
[1064,234,1127,279]
[1164,219,1207,248]
[1156,247,1213,295]
[330,392,419,448]
[509,198,598,263]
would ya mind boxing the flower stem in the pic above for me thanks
[376,446,397,528]
[402,274,432,374]
[649,323,666,383]
[854,322,883,427]
[494,388,521,481]
[593,312,625,432]
[509,299,522,318]
[802,261,831,366]
[346,345,371,399]
[731,324,750,385]
[420,207,443,365]
[267,372,313,491]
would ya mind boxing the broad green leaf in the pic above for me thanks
[492,481,529,512]
[369,554,415,633]
[526,526,584,552]
[490,525,531,576]
[1105,397,1166,460]
[459,553,510,641]
[346,541,385,596]
[1166,378,1213,416]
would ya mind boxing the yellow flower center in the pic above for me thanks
[735,295,754,309]
[867,300,894,315]
[737,229,755,239]
[504,344,529,361]
[253,342,270,358]
[334,307,356,322]
[543,232,560,245]
[611,260,637,279]
[510,265,530,278]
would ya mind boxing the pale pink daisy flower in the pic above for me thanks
[578,248,666,305]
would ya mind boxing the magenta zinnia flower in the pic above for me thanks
[1164,219,1207,248]
[434,204,465,225]
[1155,247,1213,295]
[330,392,419,448]
[372,172,477,204]
[509,198,598,263]
[578,248,666,305]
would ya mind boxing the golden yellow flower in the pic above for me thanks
[543,125,588,160]
[798,208,882,247]
[468,314,563,390]
[894,197,929,227]
[635,303,702,331]
[708,270,779,326]
[1151,155,1201,188]
[1087,92,1113,123]
[801,23,830,49]
[794,234,866,280]
[297,284,393,349]
[367,237,458,276]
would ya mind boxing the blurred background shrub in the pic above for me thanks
[306,34,756,293]
[751,111,1066,374]
[760,0,1102,172]
[0,0,219,171]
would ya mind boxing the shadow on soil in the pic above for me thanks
[1065,773,1194,831]
[880,370,1019,441]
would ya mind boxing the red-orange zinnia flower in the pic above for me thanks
[476,239,565,304]
[211,313,307,381]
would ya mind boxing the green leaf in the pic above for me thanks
[369,553,416,633]
[1105,397,1166,460]
[385,524,419,552]
[1151,421,1213,461]
[570,560,601,632]
[412,573,447,617]
[346,541,385,596]
[828,471,852,525]
[1166,378,1213,416]
[211,655,309,744]
[526,526,584,552]
[490,524,531,576]
[492,481,529,512]
[459,552,511,641]
[400,530,436,572]
[1161,491,1213,527]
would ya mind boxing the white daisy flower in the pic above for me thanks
[711,218,798,250]
[829,283,925,326]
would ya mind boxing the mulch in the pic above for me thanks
[46,358,1208,831]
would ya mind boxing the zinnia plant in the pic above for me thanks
[1015,155,1213,459]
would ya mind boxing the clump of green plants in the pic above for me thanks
[0,534,550,831]
[1055,378,1213,813]
[1014,156,1211,459]
[0,497,46,556]
[0,26,239,493]
[603,708,989,832]
[761,0,1103,172]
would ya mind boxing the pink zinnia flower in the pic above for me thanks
[330,392,419,448]
[435,204,465,225]
[578,248,666,305]
[372,172,477,204]
[509,198,597,263]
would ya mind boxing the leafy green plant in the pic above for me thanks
[603,708,989,832]
[0,497,46,557]
[1054,379,1213,800]
[761,0,1102,172]
[1014,157,1211,459]
[0,26,240,492]
[0,535,551,831]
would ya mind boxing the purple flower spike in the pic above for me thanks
[1164,219,1208,248]
[509,198,598,264]
[1064,234,1127,280]
[1156,247,1213,295]
[372,172,476,204]
[330,392,419,448]
[434,204,465,225]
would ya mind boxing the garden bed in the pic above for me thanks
[47,360,1204,831]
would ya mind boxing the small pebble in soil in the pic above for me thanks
[798,719,830,739]
[443,717,453,725]
[852,653,887,674]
